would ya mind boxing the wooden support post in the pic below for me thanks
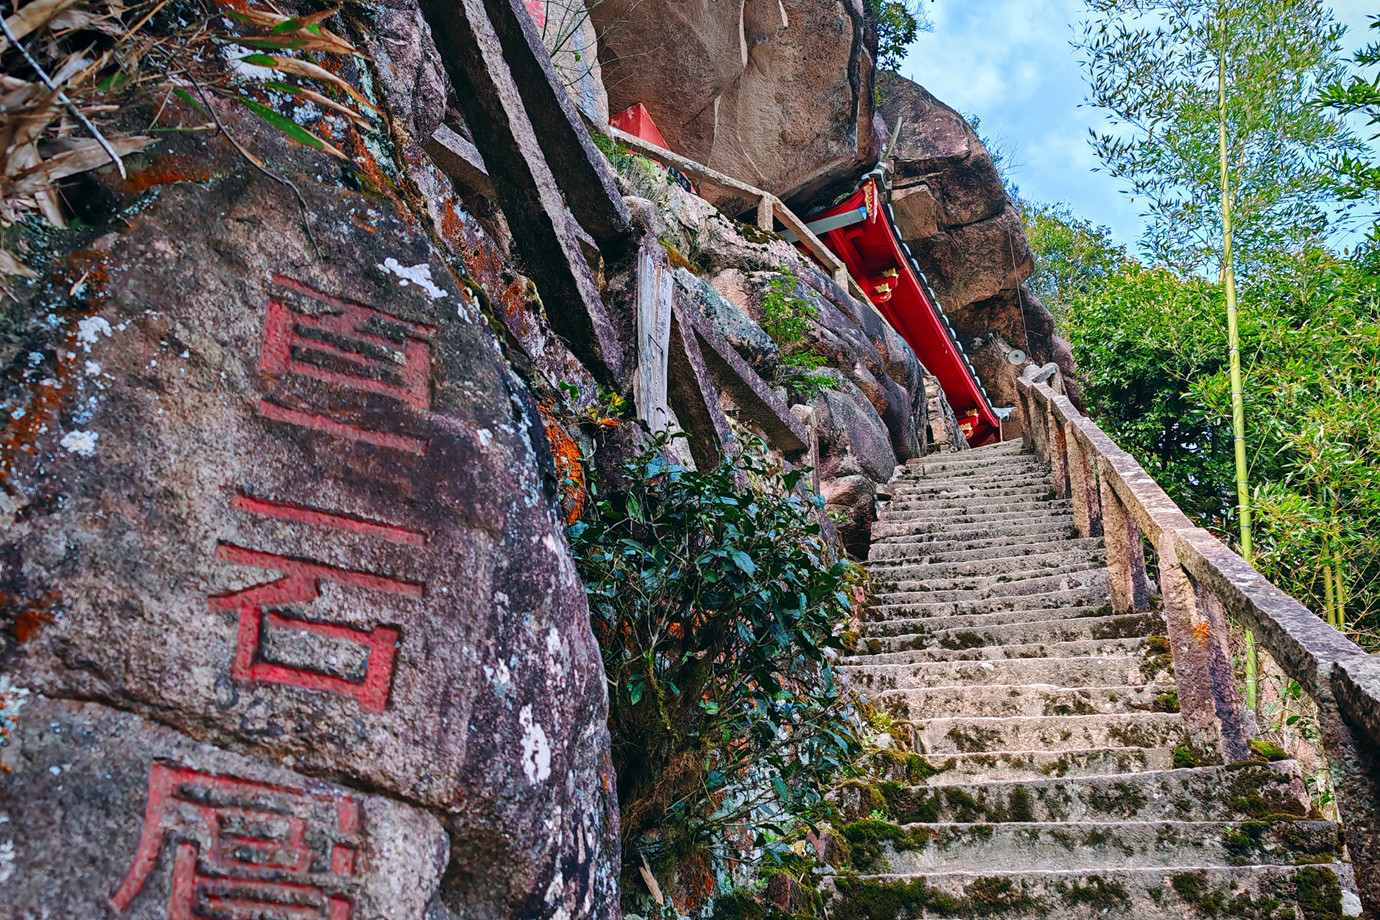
[419,0,626,385]
[634,237,673,433]
[756,196,773,232]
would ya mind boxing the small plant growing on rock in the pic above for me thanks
[759,274,837,400]
[569,434,864,882]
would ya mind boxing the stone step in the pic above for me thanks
[890,471,1053,492]
[839,654,1162,692]
[874,519,1079,545]
[873,683,1172,720]
[827,864,1359,920]
[858,818,1342,875]
[883,483,1057,506]
[874,562,1106,595]
[876,501,1070,523]
[835,761,1312,825]
[892,746,1179,785]
[900,454,1043,473]
[909,712,1187,756]
[869,548,1105,579]
[873,568,1110,606]
[868,536,1105,565]
[874,512,1074,540]
[845,635,1155,666]
[870,612,1164,654]
[863,586,1112,623]
[861,603,1112,636]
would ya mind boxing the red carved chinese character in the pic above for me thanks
[110,764,359,919]
[209,544,420,712]
[262,275,435,409]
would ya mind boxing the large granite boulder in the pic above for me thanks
[878,72,1071,404]
[591,0,881,207]
[0,130,618,920]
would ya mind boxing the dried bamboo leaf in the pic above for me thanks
[239,54,376,113]
[264,80,367,126]
[0,0,80,52]
[0,249,38,279]
[9,134,152,191]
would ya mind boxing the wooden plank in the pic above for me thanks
[634,237,673,433]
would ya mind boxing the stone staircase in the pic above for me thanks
[829,441,1358,920]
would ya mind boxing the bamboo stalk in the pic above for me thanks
[1218,7,1258,710]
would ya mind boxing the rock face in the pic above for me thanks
[591,0,880,207]
[0,110,617,920]
[877,71,1070,409]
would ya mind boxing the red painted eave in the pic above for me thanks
[800,176,1002,446]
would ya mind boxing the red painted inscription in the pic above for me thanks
[110,764,359,919]
[209,545,418,711]
[261,274,435,409]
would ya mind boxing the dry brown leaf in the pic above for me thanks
[0,0,81,51]
[9,135,152,192]
[255,56,377,114]
[282,83,368,126]
[0,249,38,279]
[229,7,360,57]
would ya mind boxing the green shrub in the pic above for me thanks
[569,435,864,874]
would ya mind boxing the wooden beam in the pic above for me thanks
[634,237,673,433]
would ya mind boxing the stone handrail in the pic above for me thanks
[1016,365,1380,914]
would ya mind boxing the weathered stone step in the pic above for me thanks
[909,712,1187,756]
[878,493,1067,514]
[890,746,1178,785]
[860,603,1111,636]
[873,570,1110,608]
[827,864,1358,920]
[882,483,1057,506]
[839,654,1161,692]
[888,474,1048,496]
[874,511,1073,539]
[868,536,1105,565]
[845,635,1154,666]
[859,818,1342,875]
[873,683,1171,720]
[874,562,1106,595]
[835,761,1312,825]
[871,612,1164,654]
[870,550,1107,583]
[874,518,1077,545]
[863,585,1111,622]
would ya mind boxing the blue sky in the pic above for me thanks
[899,1,1376,253]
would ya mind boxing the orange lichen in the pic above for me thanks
[1193,622,1212,644]
[537,405,586,524]
[116,155,217,193]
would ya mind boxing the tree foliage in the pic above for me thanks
[868,0,932,74]
[1076,0,1355,272]
[1054,238,1380,646]
[569,436,863,875]
[1021,200,1128,310]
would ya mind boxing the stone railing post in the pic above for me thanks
[1157,534,1229,758]
[1329,657,1380,915]
[1196,589,1255,762]
[1097,463,1151,615]
[1047,401,1069,499]
[1064,425,1101,539]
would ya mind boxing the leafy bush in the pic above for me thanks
[866,0,931,74]
[569,435,863,874]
